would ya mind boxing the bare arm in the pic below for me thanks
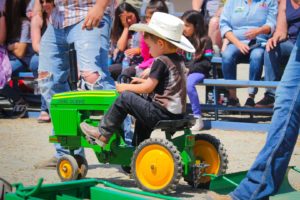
[32,0,42,16]
[192,0,205,11]
[31,14,43,53]
[116,77,158,94]
[7,43,28,58]
[0,15,6,44]
[266,0,287,51]
[82,0,110,30]
[225,31,250,55]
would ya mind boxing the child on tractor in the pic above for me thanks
[80,12,195,146]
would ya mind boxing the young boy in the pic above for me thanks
[80,12,195,146]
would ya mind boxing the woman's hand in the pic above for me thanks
[266,32,287,52]
[82,6,104,30]
[125,48,140,57]
[236,41,250,55]
[120,13,130,28]
[116,83,128,93]
[139,68,151,79]
[244,28,260,40]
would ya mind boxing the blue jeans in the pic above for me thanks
[38,15,115,158]
[264,40,294,97]
[222,44,265,95]
[187,73,205,117]
[231,34,300,200]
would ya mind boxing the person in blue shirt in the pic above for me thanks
[220,0,277,107]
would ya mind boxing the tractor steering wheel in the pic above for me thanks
[117,74,133,84]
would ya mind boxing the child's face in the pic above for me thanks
[144,36,164,58]
[145,9,154,24]
[40,0,55,15]
[183,20,195,38]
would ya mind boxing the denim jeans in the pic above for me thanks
[38,15,115,158]
[264,40,294,97]
[99,91,184,146]
[222,44,265,95]
[230,34,300,200]
[187,73,205,117]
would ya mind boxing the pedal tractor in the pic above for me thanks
[49,89,228,194]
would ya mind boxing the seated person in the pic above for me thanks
[121,0,169,79]
[80,12,195,146]
[109,2,141,81]
[256,0,300,108]
[220,0,277,107]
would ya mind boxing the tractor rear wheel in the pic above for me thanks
[186,134,228,188]
[131,138,182,194]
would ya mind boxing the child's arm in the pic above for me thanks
[116,77,158,94]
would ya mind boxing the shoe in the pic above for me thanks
[37,111,51,123]
[255,94,275,108]
[206,191,232,200]
[191,116,204,131]
[227,98,240,107]
[34,156,58,169]
[80,122,108,147]
[11,98,27,118]
[244,97,255,107]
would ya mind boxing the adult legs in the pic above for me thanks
[230,34,300,200]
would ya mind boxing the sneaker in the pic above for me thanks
[255,95,275,108]
[227,98,240,107]
[34,156,58,169]
[191,116,204,131]
[244,97,255,107]
[11,98,27,118]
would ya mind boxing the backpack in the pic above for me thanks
[0,46,12,89]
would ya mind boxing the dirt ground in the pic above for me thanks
[0,118,300,199]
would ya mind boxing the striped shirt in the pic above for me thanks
[50,0,115,29]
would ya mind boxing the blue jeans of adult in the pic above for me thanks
[38,14,115,158]
[263,40,294,97]
[187,73,205,117]
[230,34,300,200]
[222,44,265,95]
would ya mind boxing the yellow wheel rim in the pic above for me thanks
[59,160,74,179]
[194,140,220,183]
[135,144,175,190]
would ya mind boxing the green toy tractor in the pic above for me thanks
[49,89,228,194]
[49,44,228,194]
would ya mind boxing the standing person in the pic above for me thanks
[80,12,195,147]
[210,33,300,200]
[33,0,116,168]
[181,10,213,131]
[210,3,300,200]
[220,0,277,107]
[31,0,55,123]
[255,0,300,108]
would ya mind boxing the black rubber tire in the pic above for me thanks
[57,155,79,181]
[131,138,182,194]
[74,155,88,179]
[185,134,228,188]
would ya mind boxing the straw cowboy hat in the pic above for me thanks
[129,12,195,53]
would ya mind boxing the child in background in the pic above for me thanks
[80,12,195,147]
[181,10,213,131]
[109,2,141,80]
[122,0,168,79]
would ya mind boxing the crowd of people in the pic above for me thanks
[0,0,300,199]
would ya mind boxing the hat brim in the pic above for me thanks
[129,24,195,53]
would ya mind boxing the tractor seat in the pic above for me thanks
[153,116,196,133]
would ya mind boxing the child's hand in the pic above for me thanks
[125,48,141,57]
[139,68,151,79]
[120,13,129,28]
[131,77,145,84]
[116,83,128,93]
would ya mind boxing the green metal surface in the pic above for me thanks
[5,179,179,200]
[209,166,300,199]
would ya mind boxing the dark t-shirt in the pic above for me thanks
[149,53,187,114]
[286,0,300,43]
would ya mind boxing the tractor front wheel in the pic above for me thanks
[57,155,79,181]
[131,138,182,194]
